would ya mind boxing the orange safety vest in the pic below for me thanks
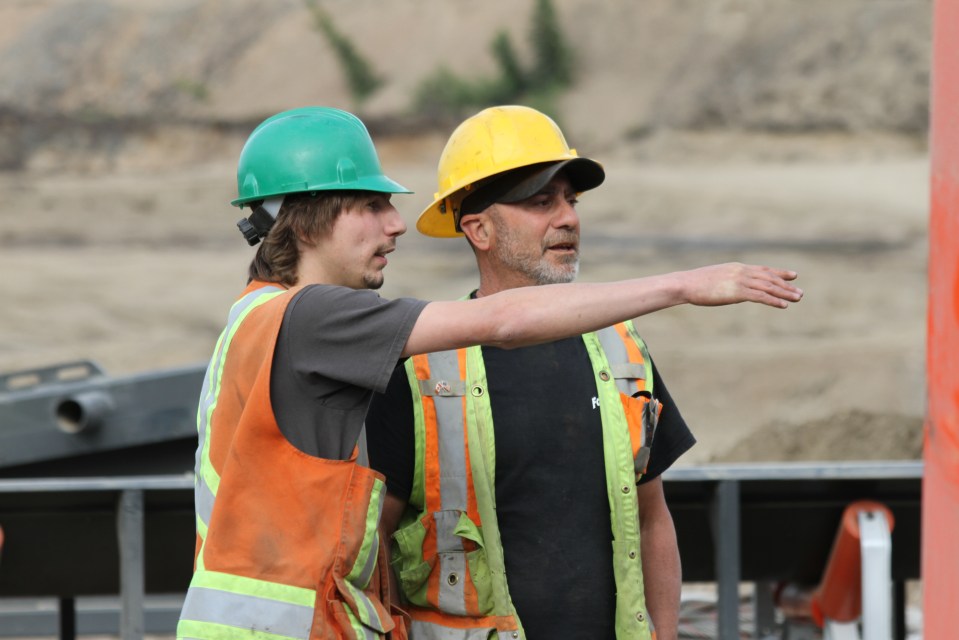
[391,321,660,640]
[177,281,406,640]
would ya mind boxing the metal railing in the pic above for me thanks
[0,461,922,639]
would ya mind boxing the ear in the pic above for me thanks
[459,213,492,251]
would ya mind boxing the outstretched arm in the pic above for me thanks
[403,262,802,356]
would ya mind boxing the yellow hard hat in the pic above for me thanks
[417,105,605,238]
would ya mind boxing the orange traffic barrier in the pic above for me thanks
[808,501,895,627]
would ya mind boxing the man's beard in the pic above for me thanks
[363,272,385,290]
[491,218,579,285]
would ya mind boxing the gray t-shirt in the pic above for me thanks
[271,284,427,461]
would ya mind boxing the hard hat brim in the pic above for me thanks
[416,157,604,237]
[231,175,412,207]
[485,158,605,206]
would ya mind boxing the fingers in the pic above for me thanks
[744,267,804,308]
[686,262,803,308]
[763,266,799,282]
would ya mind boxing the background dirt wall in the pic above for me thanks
[0,0,931,463]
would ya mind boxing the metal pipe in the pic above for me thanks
[54,391,114,434]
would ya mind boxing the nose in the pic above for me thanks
[553,198,580,230]
[385,205,407,237]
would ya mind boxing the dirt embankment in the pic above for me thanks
[0,0,932,463]
[0,0,931,171]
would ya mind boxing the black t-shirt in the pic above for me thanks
[366,336,695,640]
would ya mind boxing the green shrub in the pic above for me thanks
[411,0,574,123]
[491,30,527,98]
[529,0,573,90]
[305,0,383,107]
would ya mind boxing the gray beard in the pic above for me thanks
[493,233,579,285]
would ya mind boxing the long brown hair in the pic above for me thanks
[247,191,365,286]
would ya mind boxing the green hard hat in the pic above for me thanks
[231,106,411,207]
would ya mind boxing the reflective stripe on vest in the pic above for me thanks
[194,285,285,534]
[337,478,390,634]
[597,323,652,397]
[178,569,314,640]
[597,322,660,477]
[411,349,488,618]
[411,619,519,640]
[402,322,657,640]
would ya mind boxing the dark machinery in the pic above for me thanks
[0,360,203,638]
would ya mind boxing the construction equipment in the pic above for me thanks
[665,464,919,640]
[0,360,201,473]
[772,501,897,640]
[0,360,203,638]
[809,501,895,639]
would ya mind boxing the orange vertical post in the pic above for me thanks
[925,0,959,636]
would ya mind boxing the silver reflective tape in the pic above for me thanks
[195,286,284,512]
[352,484,385,588]
[198,286,284,448]
[194,354,218,504]
[179,586,312,639]
[343,586,388,635]
[195,475,216,528]
[427,351,468,512]
[195,343,222,468]
[436,396,468,512]
[596,327,637,396]
[355,529,378,589]
[609,362,646,382]
[411,620,516,639]
[437,554,467,617]
[433,511,467,616]
[433,510,464,553]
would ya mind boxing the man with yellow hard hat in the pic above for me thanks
[179,105,801,640]
[366,106,798,639]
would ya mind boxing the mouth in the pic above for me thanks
[546,241,579,255]
[373,245,394,266]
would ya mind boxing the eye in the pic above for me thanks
[530,195,552,209]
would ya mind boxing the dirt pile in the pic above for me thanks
[712,410,924,462]
[0,1,932,464]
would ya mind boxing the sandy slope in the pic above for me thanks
[0,0,932,463]
[0,132,928,463]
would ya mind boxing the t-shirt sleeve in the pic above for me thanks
[282,285,428,394]
[638,357,696,484]
[366,362,417,501]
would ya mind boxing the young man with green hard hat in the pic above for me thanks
[177,105,802,640]
[365,105,802,640]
